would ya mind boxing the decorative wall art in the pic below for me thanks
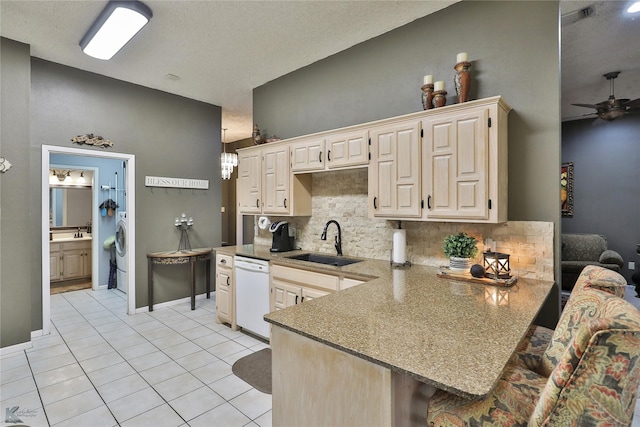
[71,133,113,148]
[561,162,574,217]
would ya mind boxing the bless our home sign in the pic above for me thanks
[145,176,209,190]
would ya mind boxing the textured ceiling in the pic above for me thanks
[2,1,638,140]
[0,0,457,141]
[561,1,640,121]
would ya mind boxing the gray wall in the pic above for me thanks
[1,38,33,348]
[562,116,640,283]
[1,43,222,347]
[254,1,562,326]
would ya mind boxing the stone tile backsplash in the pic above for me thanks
[254,168,554,281]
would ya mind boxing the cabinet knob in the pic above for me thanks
[327,150,331,161]
[283,198,287,209]
[221,259,226,264]
[319,151,322,163]
[256,199,260,208]
[427,195,432,209]
[373,197,377,210]
[227,277,230,286]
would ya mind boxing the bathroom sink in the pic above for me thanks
[286,253,362,267]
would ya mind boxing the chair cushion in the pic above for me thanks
[540,267,628,376]
[530,293,640,426]
[514,266,626,374]
[427,364,547,427]
[511,325,553,371]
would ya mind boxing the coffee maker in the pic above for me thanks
[269,221,295,252]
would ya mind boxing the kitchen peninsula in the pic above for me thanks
[214,245,554,426]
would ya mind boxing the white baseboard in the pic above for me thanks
[31,329,44,339]
[0,340,32,356]
[135,293,211,314]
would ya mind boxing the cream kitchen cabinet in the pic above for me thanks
[215,253,237,329]
[291,137,325,172]
[368,119,422,218]
[51,240,92,282]
[237,147,262,214]
[237,145,312,216]
[270,264,338,312]
[263,144,291,214]
[422,97,510,223]
[325,129,369,169]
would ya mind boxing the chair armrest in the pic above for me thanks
[599,249,623,267]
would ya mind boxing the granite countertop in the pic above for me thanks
[213,244,554,400]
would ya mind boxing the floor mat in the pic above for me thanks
[232,348,271,394]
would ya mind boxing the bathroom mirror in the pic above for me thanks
[50,187,92,227]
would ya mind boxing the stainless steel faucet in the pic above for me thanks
[321,220,342,256]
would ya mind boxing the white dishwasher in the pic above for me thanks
[234,256,270,339]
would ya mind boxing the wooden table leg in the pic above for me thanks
[206,258,211,299]
[148,258,154,312]
[190,257,196,310]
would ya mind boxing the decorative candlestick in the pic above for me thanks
[174,213,194,252]
[433,90,447,108]
[421,83,434,110]
[454,60,472,103]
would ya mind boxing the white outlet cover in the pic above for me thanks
[221,206,226,213]
[630,261,636,270]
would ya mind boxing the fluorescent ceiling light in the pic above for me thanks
[628,1,640,13]
[80,1,152,60]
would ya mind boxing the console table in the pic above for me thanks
[147,248,213,311]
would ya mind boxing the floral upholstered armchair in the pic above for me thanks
[427,270,640,427]
[561,233,624,291]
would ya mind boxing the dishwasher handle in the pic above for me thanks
[235,257,270,273]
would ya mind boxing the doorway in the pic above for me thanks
[41,145,136,336]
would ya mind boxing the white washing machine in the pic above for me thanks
[115,211,128,294]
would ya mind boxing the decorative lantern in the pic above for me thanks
[483,252,511,279]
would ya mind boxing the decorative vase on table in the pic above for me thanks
[449,256,472,272]
[442,232,478,273]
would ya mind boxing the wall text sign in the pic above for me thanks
[145,176,209,190]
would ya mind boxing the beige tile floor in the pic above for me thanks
[2,288,640,426]
[1,288,272,427]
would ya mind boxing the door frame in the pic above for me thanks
[41,145,136,335]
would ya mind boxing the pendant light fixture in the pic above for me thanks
[80,1,153,60]
[220,128,238,180]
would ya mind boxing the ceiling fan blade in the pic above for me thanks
[572,103,601,109]
[623,98,640,109]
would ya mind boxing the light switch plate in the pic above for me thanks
[630,261,636,270]
[221,206,226,213]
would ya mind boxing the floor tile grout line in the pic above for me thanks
[34,288,271,426]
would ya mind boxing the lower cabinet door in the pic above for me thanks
[216,272,231,322]
[272,281,301,311]
[301,287,330,303]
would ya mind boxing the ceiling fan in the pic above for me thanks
[572,71,640,121]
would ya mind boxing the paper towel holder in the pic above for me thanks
[391,221,411,268]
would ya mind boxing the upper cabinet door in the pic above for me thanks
[422,107,489,220]
[263,145,291,214]
[369,120,422,218]
[238,147,262,214]
[291,137,325,172]
[326,129,369,169]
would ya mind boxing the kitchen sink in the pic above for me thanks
[286,253,362,267]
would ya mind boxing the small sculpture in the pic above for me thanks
[71,133,114,148]
[252,125,263,145]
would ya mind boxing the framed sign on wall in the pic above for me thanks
[561,162,574,217]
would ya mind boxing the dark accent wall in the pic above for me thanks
[253,1,562,327]
[1,41,222,348]
[562,116,640,283]
[1,38,32,348]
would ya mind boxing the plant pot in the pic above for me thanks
[449,257,472,272]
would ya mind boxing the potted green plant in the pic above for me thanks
[443,232,478,272]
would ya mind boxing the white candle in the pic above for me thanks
[423,75,433,85]
[434,81,445,91]
[457,52,468,63]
